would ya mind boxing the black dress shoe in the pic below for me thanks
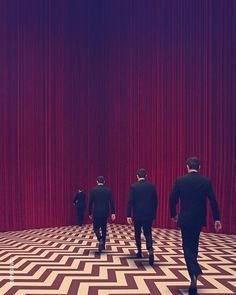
[188,286,197,295]
[149,251,154,265]
[136,251,142,258]
[188,275,198,294]
[98,240,103,253]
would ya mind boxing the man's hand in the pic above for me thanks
[215,220,222,233]
[127,217,133,225]
[89,215,92,220]
[171,215,178,223]
[111,214,116,221]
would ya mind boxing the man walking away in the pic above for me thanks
[73,188,86,226]
[127,168,158,265]
[89,176,116,253]
[170,157,222,294]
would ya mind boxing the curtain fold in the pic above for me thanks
[0,0,235,234]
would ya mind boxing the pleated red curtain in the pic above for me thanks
[0,0,235,234]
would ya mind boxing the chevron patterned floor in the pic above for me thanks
[0,224,235,295]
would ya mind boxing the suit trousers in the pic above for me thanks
[93,217,107,245]
[134,219,153,251]
[181,226,203,280]
[77,208,85,226]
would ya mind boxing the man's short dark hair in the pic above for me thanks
[186,157,200,170]
[136,168,147,178]
[97,176,105,184]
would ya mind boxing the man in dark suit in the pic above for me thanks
[169,157,222,294]
[88,176,116,252]
[127,168,158,265]
[73,188,86,226]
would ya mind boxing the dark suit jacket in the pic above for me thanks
[169,172,220,228]
[88,185,115,218]
[73,191,86,209]
[127,180,158,221]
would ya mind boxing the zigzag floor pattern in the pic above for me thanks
[0,224,235,295]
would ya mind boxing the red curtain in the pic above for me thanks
[0,0,235,234]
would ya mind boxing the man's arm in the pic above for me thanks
[152,188,158,220]
[73,194,78,205]
[127,187,134,224]
[169,180,180,221]
[207,181,222,232]
[88,191,94,218]
[207,181,220,220]
[109,192,116,221]
[82,193,86,209]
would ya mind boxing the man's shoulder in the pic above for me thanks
[131,181,155,188]
[103,186,112,192]
[176,174,189,181]
[91,186,97,191]
[92,185,111,192]
[144,181,156,188]
[90,186,100,194]
[177,173,210,183]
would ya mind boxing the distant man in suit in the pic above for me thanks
[169,157,222,294]
[89,176,116,252]
[127,168,158,265]
[73,188,86,226]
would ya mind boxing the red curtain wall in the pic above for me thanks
[0,0,235,234]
